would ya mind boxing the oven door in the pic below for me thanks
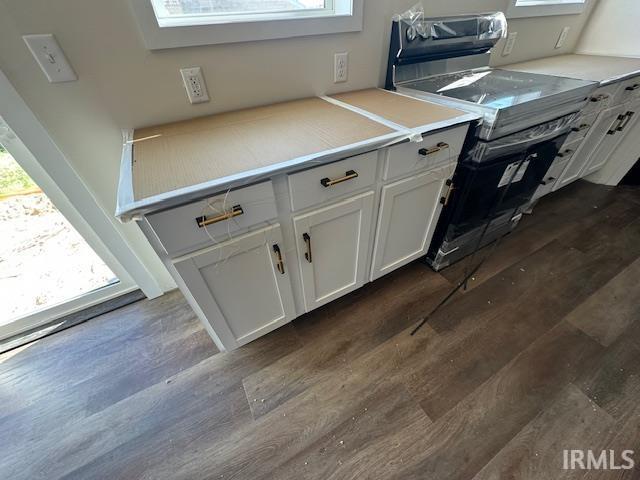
[431,131,569,245]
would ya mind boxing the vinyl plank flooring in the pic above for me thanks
[471,384,616,480]
[387,322,604,480]
[567,257,640,347]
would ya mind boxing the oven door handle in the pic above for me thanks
[479,123,572,158]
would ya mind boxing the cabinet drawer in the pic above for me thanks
[614,76,640,105]
[383,124,468,181]
[288,151,378,212]
[147,181,277,256]
[565,112,598,144]
[582,84,618,115]
[556,137,584,163]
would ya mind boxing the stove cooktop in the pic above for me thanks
[401,68,595,111]
[397,68,597,140]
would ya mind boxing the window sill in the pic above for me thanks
[130,0,363,49]
[506,0,588,18]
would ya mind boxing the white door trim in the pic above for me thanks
[0,69,162,333]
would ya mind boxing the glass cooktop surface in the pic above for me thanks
[402,69,594,110]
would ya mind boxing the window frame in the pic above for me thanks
[506,0,589,18]
[130,0,363,49]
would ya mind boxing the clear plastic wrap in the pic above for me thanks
[393,5,507,42]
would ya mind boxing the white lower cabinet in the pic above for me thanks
[370,165,451,281]
[293,191,375,312]
[173,224,296,349]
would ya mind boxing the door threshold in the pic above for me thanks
[0,289,146,354]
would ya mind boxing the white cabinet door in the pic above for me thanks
[582,99,640,177]
[293,191,375,312]
[555,105,626,190]
[370,166,451,281]
[173,224,296,350]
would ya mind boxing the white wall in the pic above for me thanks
[0,0,597,291]
[577,0,640,57]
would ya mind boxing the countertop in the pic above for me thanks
[117,88,478,221]
[504,54,640,85]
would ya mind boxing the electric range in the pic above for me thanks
[385,11,599,270]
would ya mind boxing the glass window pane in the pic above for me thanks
[153,0,327,18]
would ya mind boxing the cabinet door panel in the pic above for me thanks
[371,166,450,281]
[555,105,626,190]
[293,191,375,312]
[582,101,640,177]
[174,224,296,350]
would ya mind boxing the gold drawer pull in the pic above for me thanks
[590,94,608,103]
[320,170,358,187]
[196,205,244,228]
[419,142,449,156]
[557,149,574,158]
[303,233,312,263]
[273,244,285,275]
[571,124,590,132]
[625,84,640,91]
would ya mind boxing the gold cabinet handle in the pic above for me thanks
[590,94,608,103]
[617,111,635,132]
[557,149,574,158]
[625,84,640,91]
[303,233,312,263]
[419,142,449,156]
[608,114,626,135]
[273,244,285,275]
[571,124,590,132]
[320,170,358,188]
[196,205,243,228]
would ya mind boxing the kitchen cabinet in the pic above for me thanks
[582,99,640,177]
[293,191,375,312]
[173,224,296,349]
[554,104,626,190]
[370,165,452,281]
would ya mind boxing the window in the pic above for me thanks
[130,0,362,49]
[151,0,334,26]
[507,0,588,18]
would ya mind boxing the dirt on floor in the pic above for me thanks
[0,193,117,326]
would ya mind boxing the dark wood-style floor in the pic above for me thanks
[2,181,640,480]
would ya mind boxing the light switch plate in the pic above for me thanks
[502,32,517,57]
[23,34,77,83]
[556,26,570,49]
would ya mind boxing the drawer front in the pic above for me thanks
[147,181,278,256]
[383,124,468,181]
[288,151,378,212]
[614,76,640,105]
[565,112,598,144]
[556,137,585,163]
[582,84,619,115]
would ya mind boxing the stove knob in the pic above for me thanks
[406,26,417,42]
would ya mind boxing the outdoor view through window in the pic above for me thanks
[151,0,327,19]
[0,143,117,328]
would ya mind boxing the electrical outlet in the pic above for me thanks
[502,32,517,57]
[556,26,570,49]
[23,34,77,83]
[180,67,209,104]
[334,52,348,83]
